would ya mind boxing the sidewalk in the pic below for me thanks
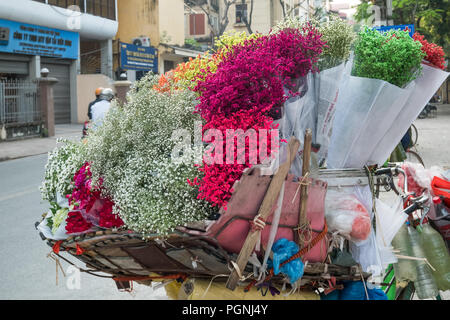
[0,124,83,162]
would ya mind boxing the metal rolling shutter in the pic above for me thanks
[0,59,28,74]
[41,62,71,124]
[0,53,29,75]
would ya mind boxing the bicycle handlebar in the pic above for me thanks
[375,167,408,196]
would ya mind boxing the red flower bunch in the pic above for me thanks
[413,32,446,70]
[188,26,324,210]
[67,162,124,230]
[65,211,92,234]
[194,26,325,122]
[192,106,279,209]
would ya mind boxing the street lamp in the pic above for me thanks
[40,68,50,78]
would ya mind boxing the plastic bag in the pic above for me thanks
[340,281,388,300]
[340,186,383,274]
[325,190,372,242]
[327,74,415,168]
[375,198,408,268]
[399,162,444,219]
[269,238,304,284]
[369,64,449,166]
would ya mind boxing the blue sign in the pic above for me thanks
[373,24,415,37]
[0,18,79,60]
[120,42,158,73]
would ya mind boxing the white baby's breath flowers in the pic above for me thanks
[271,15,356,71]
[40,138,87,202]
[85,73,215,236]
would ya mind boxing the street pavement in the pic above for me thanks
[413,104,450,170]
[0,104,449,300]
[0,154,167,300]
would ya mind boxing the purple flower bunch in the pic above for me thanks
[194,25,325,122]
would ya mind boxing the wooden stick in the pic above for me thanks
[226,136,300,290]
[298,129,312,248]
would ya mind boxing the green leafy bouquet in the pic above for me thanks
[352,28,425,88]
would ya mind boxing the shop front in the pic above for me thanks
[0,18,79,139]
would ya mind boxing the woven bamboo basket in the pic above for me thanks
[36,168,373,295]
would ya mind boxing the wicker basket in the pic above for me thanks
[36,222,371,292]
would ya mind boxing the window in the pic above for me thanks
[164,60,175,73]
[85,0,116,20]
[211,15,219,33]
[33,0,116,20]
[189,14,205,36]
[44,0,85,12]
[236,3,248,24]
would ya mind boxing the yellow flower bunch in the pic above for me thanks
[173,52,219,90]
[154,31,262,93]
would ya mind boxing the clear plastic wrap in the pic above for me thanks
[327,75,415,168]
[280,62,348,175]
[374,198,408,268]
[313,62,347,164]
[369,64,450,166]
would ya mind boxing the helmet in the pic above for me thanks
[100,88,115,101]
[95,87,104,96]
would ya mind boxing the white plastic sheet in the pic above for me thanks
[280,62,348,175]
[369,64,450,166]
[37,211,70,241]
[313,62,347,164]
[327,75,415,168]
[374,198,408,268]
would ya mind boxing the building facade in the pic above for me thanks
[0,0,118,130]
[115,0,205,82]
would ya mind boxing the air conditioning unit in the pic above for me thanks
[132,36,151,47]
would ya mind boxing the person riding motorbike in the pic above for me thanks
[91,88,115,129]
[83,87,103,138]
[88,87,104,120]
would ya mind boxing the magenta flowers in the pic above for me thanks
[193,26,325,209]
[194,26,325,122]
[66,163,124,231]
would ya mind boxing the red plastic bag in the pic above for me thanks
[325,191,371,242]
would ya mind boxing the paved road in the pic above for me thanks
[0,154,167,300]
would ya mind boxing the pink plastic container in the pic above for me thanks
[205,167,329,263]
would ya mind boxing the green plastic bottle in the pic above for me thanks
[392,224,417,282]
[421,221,450,291]
[407,226,439,299]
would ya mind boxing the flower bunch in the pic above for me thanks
[173,53,219,90]
[153,70,175,93]
[194,106,278,209]
[67,162,124,229]
[316,16,355,70]
[413,32,446,70]
[213,30,262,57]
[194,26,325,122]
[353,28,425,87]
[40,139,87,202]
[271,16,355,70]
[85,74,215,235]
[270,16,305,34]
[153,31,263,93]
[65,211,92,234]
